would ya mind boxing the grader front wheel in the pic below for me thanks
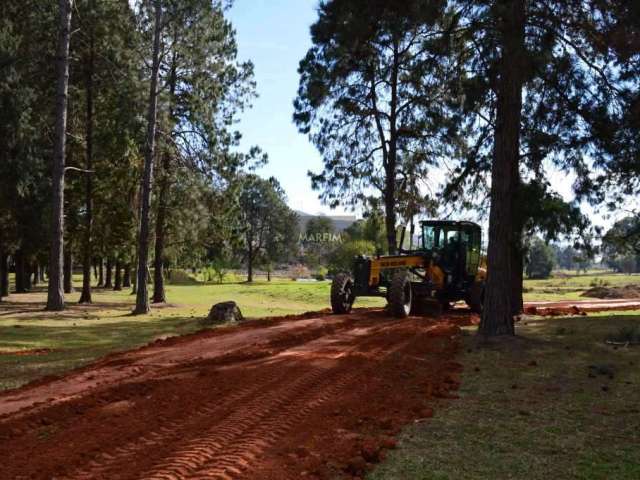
[331,273,355,314]
[389,271,412,318]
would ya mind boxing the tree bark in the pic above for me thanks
[134,0,162,315]
[113,261,122,291]
[479,0,525,337]
[511,173,524,315]
[79,22,95,304]
[0,252,8,298]
[511,241,524,314]
[46,0,73,311]
[105,257,113,288]
[64,249,73,293]
[123,264,131,288]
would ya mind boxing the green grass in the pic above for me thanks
[523,272,640,302]
[370,312,640,480]
[0,277,384,391]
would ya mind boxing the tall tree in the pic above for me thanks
[46,0,73,311]
[133,0,162,315]
[441,0,630,335]
[479,0,525,335]
[78,0,96,304]
[295,0,457,254]
[135,0,258,306]
[238,175,297,282]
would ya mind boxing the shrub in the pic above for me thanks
[327,239,376,275]
[290,264,310,280]
[167,269,199,285]
[315,266,328,281]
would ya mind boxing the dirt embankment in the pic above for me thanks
[0,309,470,480]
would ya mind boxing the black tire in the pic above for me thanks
[465,281,485,314]
[331,273,355,314]
[389,271,412,318]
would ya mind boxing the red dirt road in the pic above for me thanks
[0,310,466,480]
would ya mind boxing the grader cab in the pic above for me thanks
[331,220,486,318]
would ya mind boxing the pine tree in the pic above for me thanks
[46,0,74,311]
[295,0,459,254]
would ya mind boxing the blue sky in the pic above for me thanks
[228,0,347,216]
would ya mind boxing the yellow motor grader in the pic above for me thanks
[331,220,486,317]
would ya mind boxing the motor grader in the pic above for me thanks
[331,220,486,318]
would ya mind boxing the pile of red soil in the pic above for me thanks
[0,309,469,480]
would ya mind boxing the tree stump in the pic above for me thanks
[204,301,244,325]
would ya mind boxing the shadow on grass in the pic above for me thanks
[0,316,205,392]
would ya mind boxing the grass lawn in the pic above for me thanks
[0,277,384,391]
[523,272,640,302]
[370,311,640,480]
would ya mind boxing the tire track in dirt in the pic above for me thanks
[141,366,352,480]
[68,368,291,480]
[0,311,468,480]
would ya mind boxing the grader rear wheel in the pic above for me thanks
[389,271,412,318]
[331,273,355,314]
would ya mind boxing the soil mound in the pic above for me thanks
[581,284,640,299]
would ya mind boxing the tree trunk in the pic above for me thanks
[152,57,177,305]
[32,263,39,287]
[24,262,32,291]
[15,250,26,293]
[113,261,122,291]
[511,174,524,315]
[512,242,524,314]
[105,257,113,288]
[152,161,168,302]
[134,0,162,315]
[79,29,94,304]
[123,264,131,288]
[131,266,137,295]
[64,249,73,293]
[479,0,525,337]
[97,257,104,287]
[247,239,253,283]
[383,39,400,255]
[0,252,8,298]
[46,0,73,311]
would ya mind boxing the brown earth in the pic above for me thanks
[2,299,638,480]
[580,284,640,300]
[0,309,469,480]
